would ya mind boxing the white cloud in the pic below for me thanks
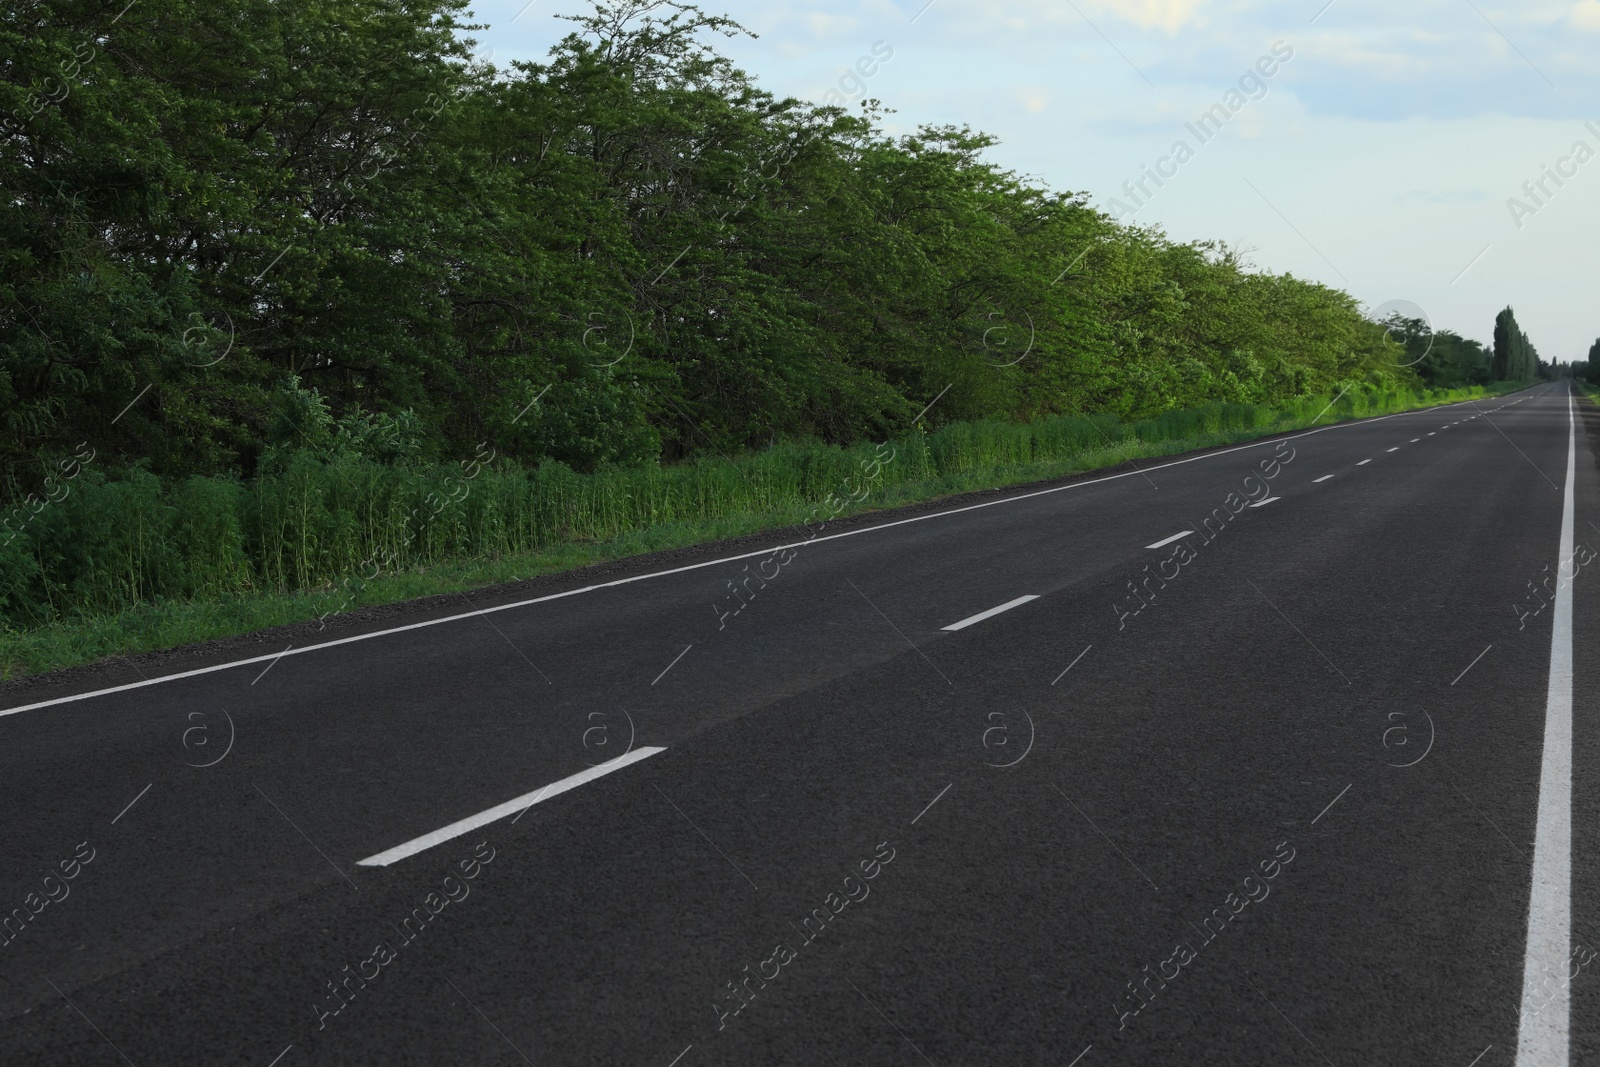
[1086,0,1208,33]
[803,12,859,41]
[1572,1,1600,29]
[1303,32,1439,83]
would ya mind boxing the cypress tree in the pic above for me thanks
[1490,308,1543,382]
[1492,307,1515,380]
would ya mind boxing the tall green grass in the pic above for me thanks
[0,383,1506,677]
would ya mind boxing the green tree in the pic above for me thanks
[0,0,1497,502]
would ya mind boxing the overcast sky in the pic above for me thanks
[463,0,1600,360]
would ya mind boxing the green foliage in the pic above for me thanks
[1574,338,1600,382]
[1380,316,1493,390]
[5,0,1440,491]
[0,0,1541,659]
[259,377,428,473]
[1491,307,1540,382]
[0,384,1498,635]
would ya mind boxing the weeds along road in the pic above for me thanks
[0,383,1594,1066]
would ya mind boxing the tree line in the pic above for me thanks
[1491,307,1542,382]
[1568,337,1600,383]
[1,0,1526,501]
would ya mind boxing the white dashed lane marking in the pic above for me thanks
[1146,531,1193,550]
[942,595,1040,632]
[358,746,669,867]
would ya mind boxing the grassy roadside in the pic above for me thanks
[0,383,1524,679]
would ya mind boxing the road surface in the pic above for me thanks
[1,384,1595,1066]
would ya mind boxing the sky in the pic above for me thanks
[461,0,1600,360]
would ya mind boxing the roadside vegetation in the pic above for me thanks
[0,1,1550,676]
[0,383,1512,677]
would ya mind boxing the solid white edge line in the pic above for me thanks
[942,594,1040,632]
[1312,475,1334,483]
[357,746,668,867]
[1514,386,1575,1066]
[1247,496,1280,507]
[0,392,1526,718]
[1146,530,1193,550]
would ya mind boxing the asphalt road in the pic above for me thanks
[1,383,1595,1066]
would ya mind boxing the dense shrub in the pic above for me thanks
[0,384,1494,627]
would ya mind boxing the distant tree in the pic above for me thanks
[1490,308,1542,381]
[1492,308,1514,379]
[1418,330,1492,388]
[1394,314,1492,389]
